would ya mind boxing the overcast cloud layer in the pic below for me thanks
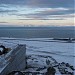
[0,0,74,26]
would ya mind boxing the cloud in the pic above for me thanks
[0,0,74,15]
[33,8,74,15]
[0,22,8,23]
[0,4,18,14]
[0,9,17,13]
[0,0,74,8]
[18,18,65,20]
[16,7,74,20]
[26,0,74,8]
[0,0,74,26]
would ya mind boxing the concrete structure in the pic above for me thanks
[0,44,26,75]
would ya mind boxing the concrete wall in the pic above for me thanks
[0,44,26,75]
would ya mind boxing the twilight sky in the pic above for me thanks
[0,0,74,26]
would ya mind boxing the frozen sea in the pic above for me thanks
[0,38,75,66]
[0,37,75,74]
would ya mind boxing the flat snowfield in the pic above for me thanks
[0,38,75,65]
[0,37,75,74]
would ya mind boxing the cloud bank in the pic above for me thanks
[0,0,74,26]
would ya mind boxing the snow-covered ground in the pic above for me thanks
[0,37,75,75]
